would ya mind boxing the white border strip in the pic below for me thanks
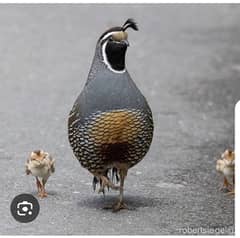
[235,100,239,236]
[0,0,240,3]
[100,31,119,42]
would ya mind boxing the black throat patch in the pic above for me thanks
[105,41,127,71]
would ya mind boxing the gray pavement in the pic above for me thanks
[0,4,238,235]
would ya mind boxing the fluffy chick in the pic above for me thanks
[216,149,235,195]
[26,150,55,198]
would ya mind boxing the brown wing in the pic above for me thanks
[25,158,31,175]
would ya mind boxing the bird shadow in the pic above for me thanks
[77,194,175,211]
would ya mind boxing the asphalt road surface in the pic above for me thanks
[0,4,238,235]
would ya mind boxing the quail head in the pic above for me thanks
[26,150,55,198]
[68,19,154,211]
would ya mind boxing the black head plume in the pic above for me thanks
[122,18,138,31]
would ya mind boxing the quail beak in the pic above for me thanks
[121,39,129,47]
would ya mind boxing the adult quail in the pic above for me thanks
[68,19,154,211]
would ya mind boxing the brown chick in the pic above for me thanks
[26,150,55,198]
[216,149,235,195]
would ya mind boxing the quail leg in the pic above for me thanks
[219,177,230,191]
[36,177,42,197]
[41,179,48,198]
[37,179,47,198]
[112,169,129,212]
[227,175,235,196]
[98,175,119,194]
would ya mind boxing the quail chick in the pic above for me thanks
[26,150,55,198]
[216,149,235,195]
[68,19,154,211]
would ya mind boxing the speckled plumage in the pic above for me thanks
[69,109,153,173]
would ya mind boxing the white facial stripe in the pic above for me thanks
[102,41,126,74]
[100,31,120,42]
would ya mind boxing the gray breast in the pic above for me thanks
[69,68,151,125]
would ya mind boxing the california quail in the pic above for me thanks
[26,150,55,198]
[68,19,154,211]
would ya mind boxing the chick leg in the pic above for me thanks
[227,175,235,196]
[36,177,42,196]
[112,169,128,212]
[37,178,47,198]
[41,179,48,197]
[219,176,230,191]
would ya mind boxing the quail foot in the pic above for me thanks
[26,150,55,198]
[68,19,154,211]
